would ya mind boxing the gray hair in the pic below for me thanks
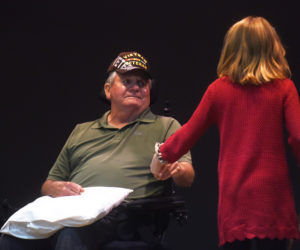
[105,71,117,84]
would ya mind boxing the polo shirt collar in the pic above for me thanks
[92,108,156,129]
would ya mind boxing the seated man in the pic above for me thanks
[0,51,194,250]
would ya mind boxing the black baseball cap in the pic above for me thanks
[107,51,151,79]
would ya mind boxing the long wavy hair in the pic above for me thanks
[217,16,291,85]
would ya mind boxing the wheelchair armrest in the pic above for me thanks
[126,196,184,210]
[125,195,188,225]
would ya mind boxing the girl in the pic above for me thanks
[152,16,300,250]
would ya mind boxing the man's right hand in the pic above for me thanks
[41,179,84,197]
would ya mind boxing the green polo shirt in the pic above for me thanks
[47,108,192,199]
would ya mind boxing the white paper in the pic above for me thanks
[150,153,163,175]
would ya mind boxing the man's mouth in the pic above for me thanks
[125,96,141,99]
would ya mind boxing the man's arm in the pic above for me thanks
[41,179,84,197]
[171,161,194,187]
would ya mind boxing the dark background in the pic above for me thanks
[1,1,300,249]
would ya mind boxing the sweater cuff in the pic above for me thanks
[155,142,167,164]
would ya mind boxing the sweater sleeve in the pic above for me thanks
[160,85,216,163]
[284,80,300,165]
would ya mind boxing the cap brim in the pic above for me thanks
[115,68,152,79]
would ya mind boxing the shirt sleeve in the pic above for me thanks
[47,126,78,181]
[284,80,300,165]
[161,85,216,163]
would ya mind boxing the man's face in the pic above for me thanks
[104,71,151,112]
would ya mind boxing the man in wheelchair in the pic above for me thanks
[0,51,194,250]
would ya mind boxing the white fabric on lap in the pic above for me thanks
[0,186,133,239]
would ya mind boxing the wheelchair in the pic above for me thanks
[102,182,188,250]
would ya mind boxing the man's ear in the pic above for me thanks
[104,83,111,100]
[148,79,152,89]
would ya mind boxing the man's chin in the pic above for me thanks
[123,101,149,111]
[124,98,143,106]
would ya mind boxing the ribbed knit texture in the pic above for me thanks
[160,77,300,245]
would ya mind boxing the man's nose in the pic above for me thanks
[129,82,140,90]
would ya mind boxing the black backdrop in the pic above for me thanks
[1,1,300,249]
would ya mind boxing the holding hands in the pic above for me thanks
[150,153,182,180]
[150,142,195,187]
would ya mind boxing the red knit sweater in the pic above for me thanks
[160,77,300,245]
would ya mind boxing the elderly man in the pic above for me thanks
[0,51,194,250]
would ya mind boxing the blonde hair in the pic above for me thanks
[217,16,291,85]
